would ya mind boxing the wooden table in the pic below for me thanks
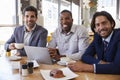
[0,56,120,80]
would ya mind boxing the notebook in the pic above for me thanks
[24,46,52,64]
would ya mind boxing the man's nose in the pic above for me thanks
[99,24,104,29]
[62,20,67,24]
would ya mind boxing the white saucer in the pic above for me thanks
[57,61,66,66]
[32,60,39,68]
[57,60,76,66]
[27,60,39,68]
[8,56,21,61]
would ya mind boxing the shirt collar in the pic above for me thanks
[102,31,113,43]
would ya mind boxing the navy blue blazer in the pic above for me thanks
[5,24,48,56]
[82,29,120,74]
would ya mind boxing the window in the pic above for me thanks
[42,0,80,35]
[0,0,16,25]
[97,0,117,18]
[0,0,17,54]
[42,0,58,35]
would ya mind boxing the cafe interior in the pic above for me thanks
[0,0,120,80]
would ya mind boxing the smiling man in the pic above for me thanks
[5,6,48,56]
[48,10,89,61]
[68,11,120,74]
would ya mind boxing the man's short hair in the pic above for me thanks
[60,10,72,18]
[23,6,38,17]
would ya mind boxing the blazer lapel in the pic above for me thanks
[29,25,38,45]
[96,36,104,59]
[104,31,116,59]
[21,26,25,43]
[99,40,104,59]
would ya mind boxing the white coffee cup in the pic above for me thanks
[15,43,24,49]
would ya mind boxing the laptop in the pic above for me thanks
[24,46,52,64]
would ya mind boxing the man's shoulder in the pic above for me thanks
[36,25,48,32]
[15,25,24,30]
[110,29,120,40]
[53,27,61,33]
[72,25,88,35]
[113,28,120,36]
[114,28,120,32]
[74,25,87,31]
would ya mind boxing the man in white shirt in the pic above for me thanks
[48,10,89,61]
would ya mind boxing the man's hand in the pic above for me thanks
[67,62,94,72]
[98,60,110,64]
[14,52,20,56]
[48,48,57,57]
[48,48,60,61]
[9,43,16,50]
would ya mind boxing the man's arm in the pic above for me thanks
[67,26,89,60]
[4,33,16,51]
[81,33,102,64]
[95,41,120,74]
[66,36,89,60]
[82,36,120,74]
[68,62,94,73]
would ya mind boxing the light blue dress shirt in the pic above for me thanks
[48,25,89,60]
[24,24,36,46]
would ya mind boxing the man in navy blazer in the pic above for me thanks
[5,6,48,56]
[68,11,120,74]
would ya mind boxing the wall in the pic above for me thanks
[30,0,44,26]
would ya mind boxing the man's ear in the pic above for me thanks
[94,28,97,32]
[111,22,114,28]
